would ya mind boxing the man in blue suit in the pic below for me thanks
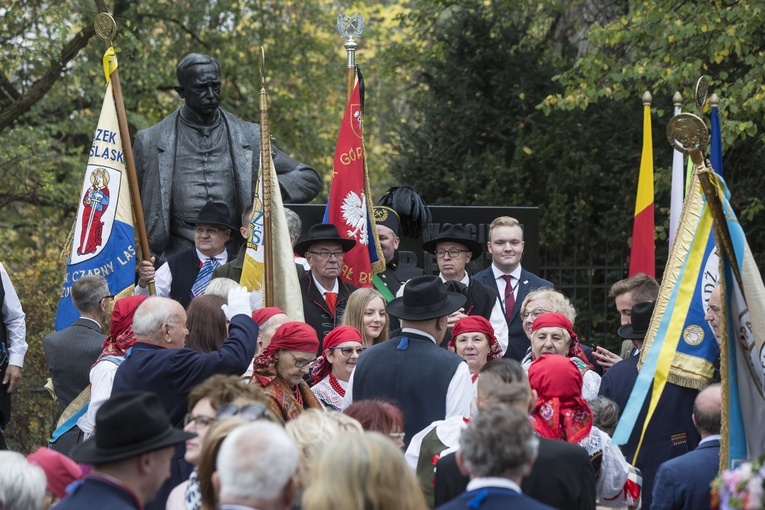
[651,383,721,510]
[472,216,552,361]
[436,405,554,510]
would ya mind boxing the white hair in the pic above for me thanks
[205,278,240,299]
[217,421,298,502]
[0,451,46,510]
[132,297,177,340]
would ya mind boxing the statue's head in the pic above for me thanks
[175,53,222,120]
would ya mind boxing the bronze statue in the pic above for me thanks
[133,53,322,260]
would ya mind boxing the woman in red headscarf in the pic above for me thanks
[528,355,641,508]
[77,295,147,438]
[250,321,323,423]
[524,312,601,400]
[447,316,503,383]
[310,326,366,411]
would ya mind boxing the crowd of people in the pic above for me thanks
[0,54,726,510]
[0,205,726,510]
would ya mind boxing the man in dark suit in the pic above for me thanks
[435,405,554,510]
[345,276,472,449]
[598,301,700,509]
[651,383,721,510]
[373,206,423,297]
[111,290,257,510]
[43,275,110,454]
[423,224,508,352]
[472,216,552,361]
[137,201,239,308]
[294,223,358,352]
[434,360,596,510]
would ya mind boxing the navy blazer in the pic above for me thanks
[54,475,141,510]
[599,355,700,509]
[436,486,555,510]
[651,439,720,510]
[472,266,553,361]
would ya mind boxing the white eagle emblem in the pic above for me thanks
[341,191,368,245]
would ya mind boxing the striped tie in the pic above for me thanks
[190,258,220,299]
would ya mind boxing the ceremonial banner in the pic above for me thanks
[629,99,655,277]
[669,103,684,249]
[55,50,136,330]
[711,175,765,468]
[240,58,304,320]
[613,170,719,452]
[324,68,384,287]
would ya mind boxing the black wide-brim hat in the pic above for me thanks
[387,275,467,321]
[617,301,656,340]
[70,391,195,464]
[293,223,357,257]
[421,223,483,261]
[185,201,238,232]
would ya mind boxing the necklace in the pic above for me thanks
[329,374,346,397]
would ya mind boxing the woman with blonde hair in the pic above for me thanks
[302,432,427,510]
[341,288,389,346]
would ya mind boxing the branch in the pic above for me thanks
[139,13,211,50]
[0,24,96,133]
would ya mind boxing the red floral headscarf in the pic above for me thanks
[531,312,591,368]
[252,322,319,387]
[527,354,593,443]
[95,295,147,364]
[311,326,363,384]
[448,315,503,361]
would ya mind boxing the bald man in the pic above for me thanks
[651,384,722,510]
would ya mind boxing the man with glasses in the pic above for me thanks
[137,201,238,308]
[422,224,508,354]
[293,223,358,352]
[473,216,553,361]
[43,275,111,455]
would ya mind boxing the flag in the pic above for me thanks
[613,169,720,453]
[323,67,385,287]
[710,175,765,468]
[710,102,724,176]
[669,103,684,249]
[55,48,136,330]
[240,62,304,320]
[629,98,655,277]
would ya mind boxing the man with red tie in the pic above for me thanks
[295,223,357,353]
[473,216,552,362]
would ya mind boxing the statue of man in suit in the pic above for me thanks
[134,53,322,261]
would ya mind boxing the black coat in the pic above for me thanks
[299,273,357,353]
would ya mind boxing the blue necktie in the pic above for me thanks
[190,258,220,298]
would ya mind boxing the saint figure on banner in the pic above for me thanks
[77,168,111,255]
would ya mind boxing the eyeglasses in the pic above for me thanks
[307,250,344,260]
[287,352,316,368]
[521,307,550,321]
[331,346,367,356]
[435,249,469,259]
[195,227,221,235]
[183,413,215,428]
[100,294,114,303]
[389,432,406,442]
[216,403,270,422]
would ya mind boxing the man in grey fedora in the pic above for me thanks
[344,275,473,448]
[136,200,239,308]
[55,391,195,510]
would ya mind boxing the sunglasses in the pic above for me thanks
[331,346,367,356]
[216,403,270,422]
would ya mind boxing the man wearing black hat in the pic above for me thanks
[137,200,238,308]
[294,223,358,351]
[373,205,423,298]
[344,275,473,448]
[598,301,700,509]
[55,391,194,510]
[422,223,508,354]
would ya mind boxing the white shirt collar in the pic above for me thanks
[491,263,522,281]
[466,477,522,493]
[438,272,470,286]
[312,274,339,295]
[700,434,721,445]
[401,327,437,344]
[195,248,227,263]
